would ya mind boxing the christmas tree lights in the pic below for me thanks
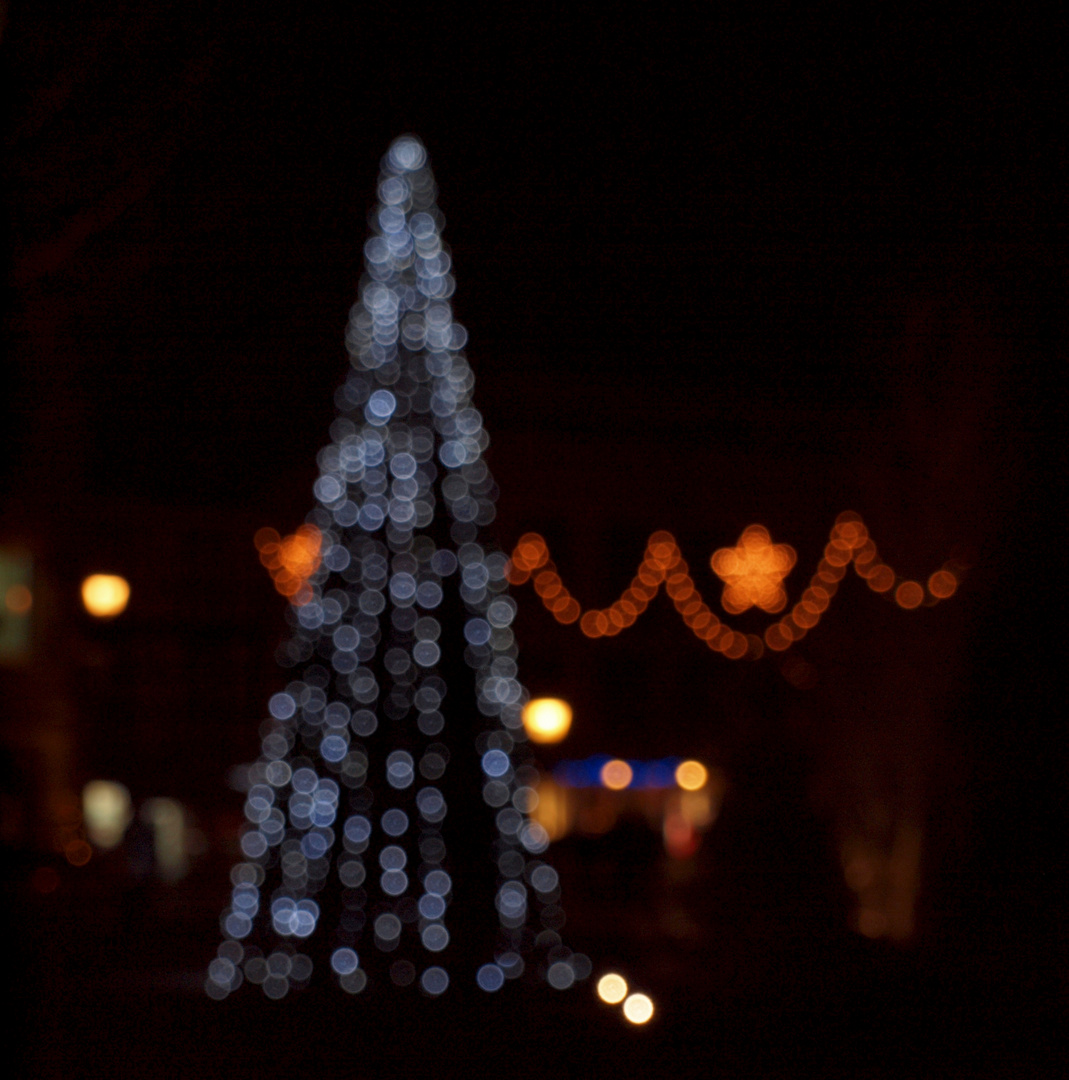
[207,136,588,1001]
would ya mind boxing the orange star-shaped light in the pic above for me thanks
[711,525,796,615]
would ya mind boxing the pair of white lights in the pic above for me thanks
[596,972,654,1024]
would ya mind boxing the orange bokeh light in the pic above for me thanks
[711,525,796,615]
[675,760,708,791]
[522,698,573,743]
[256,524,322,606]
[928,569,958,599]
[81,574,130,618]
[600,759,633,791]
[895,581,924,609]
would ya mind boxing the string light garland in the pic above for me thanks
[508,514,962,660]
[208,136,590,1002]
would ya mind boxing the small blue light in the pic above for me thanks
[418,893,446,920]
[481,749,510,778]
[268,693,296,721]
[463,618,491,646]
[476,964,505,992]
[331,948,359,976]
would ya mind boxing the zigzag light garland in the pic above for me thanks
[508,513,961,660]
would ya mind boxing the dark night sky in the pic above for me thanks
[7,6,1057,507]
[3,7,1064,1067]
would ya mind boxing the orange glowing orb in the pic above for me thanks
[710,525,796,614]
[674,760,708,791]
[522,698,573,743]
[255,525,322,606]
[81,575,131,618]
[599,759,633,790]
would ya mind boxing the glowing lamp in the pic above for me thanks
[596,973,628,1004]
[674,759,708,791]
[522,698,573,743]
[83,779,133,849]
[623,993,655,1024]
[599,759,633,791]
[81,574,130,618]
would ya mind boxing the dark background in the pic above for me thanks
[3,5,1063,1076]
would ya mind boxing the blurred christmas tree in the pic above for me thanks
[207,136,588,1001]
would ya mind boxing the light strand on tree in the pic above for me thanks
[508,512,962,659]
[207,136,589,1001]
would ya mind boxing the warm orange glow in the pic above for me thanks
[623,993,655,1024]
[507,533,550,583]
[675,760,708,791]
[663,810,700,859]
[576,796,618,836]
[857,909,889,939]
[256,524,322,606]
[841,823,922,943]
[711,525,796,614]
[599,759,633,791]
[509,512,961,661]
[895,580,924,609]
[679,787,716,828]
[531,778,572,841]
[596,973,628,1004]
[928,569,958,598]
[4,583,32,615]
[843,852,878,892]
[522,698,573,743]
[81,575,130,618]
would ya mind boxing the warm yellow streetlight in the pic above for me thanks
[522,698,573,743]
[81,574,130,618]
